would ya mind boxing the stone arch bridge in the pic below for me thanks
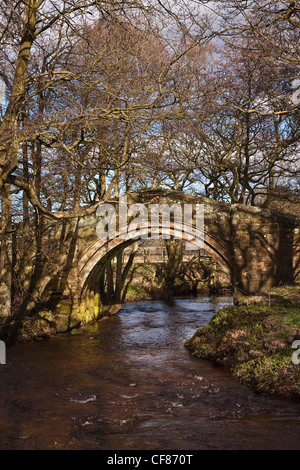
[51,190,299,323]
[2,189,299,326]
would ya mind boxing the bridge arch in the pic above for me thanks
[79,223,233,291]
[54,190,299,323]
[75,220,233,320]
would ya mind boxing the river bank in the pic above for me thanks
[185,285,300,399]
[13,285,231,344]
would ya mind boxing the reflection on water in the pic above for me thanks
[0,296,300,450]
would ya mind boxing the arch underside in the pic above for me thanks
[79,223,233,296]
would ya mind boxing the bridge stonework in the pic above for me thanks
[53,190,299,323]
[1,190,299,325]
[231,205,299,294]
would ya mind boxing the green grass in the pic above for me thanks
[185,300,300,398]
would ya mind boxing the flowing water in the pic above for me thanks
[0,296,299,450]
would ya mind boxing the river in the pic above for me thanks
[0,296,299,450]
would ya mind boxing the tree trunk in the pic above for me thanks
[158,239,183,297]
[0,184,12,320]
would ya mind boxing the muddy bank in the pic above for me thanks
[185,286,300,398]
[8,304,122,344]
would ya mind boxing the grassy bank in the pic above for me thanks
[185,285,300,398]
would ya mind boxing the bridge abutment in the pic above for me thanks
[231,205,297,294]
